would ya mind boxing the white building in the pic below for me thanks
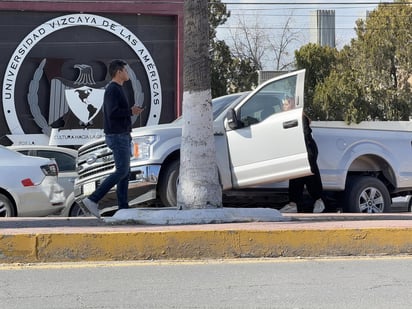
[310,10,336,47]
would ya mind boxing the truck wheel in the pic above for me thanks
[158,160,179,207]
[344,176,390,213]
[0,193,16,217]
[69,202,86,217]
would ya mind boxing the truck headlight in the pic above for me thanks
[131,135,157,160]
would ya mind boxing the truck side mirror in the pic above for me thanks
[226,108,239,130]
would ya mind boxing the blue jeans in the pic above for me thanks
[88,133,131,209]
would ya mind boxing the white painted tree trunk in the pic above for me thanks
[177,90,222,209]
[177,0,222,209]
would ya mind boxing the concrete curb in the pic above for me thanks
[1,214,412,263]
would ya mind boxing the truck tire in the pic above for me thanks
[344,176,390,213]
[69,202,86,217]
[158,160,179,207]
[0,193,16,217]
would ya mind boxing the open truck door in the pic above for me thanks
[225,69,311,188]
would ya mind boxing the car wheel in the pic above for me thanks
[344,176,390,213]
[0,193,16,217]
[158,160,179,207]
[69,202,86,217]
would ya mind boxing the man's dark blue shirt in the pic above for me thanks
[103,81,132,134]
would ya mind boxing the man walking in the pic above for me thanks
[82,59,143,218]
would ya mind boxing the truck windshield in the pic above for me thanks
[173,92,249,123]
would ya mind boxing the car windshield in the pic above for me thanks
[173,92,249,123]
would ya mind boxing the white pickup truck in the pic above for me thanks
[72,69,412,215]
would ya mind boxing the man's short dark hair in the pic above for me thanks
[108,59,127,78]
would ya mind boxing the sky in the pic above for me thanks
[216,0,394,70]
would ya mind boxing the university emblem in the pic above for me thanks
[65,86,104,125]
[2,13,163,146]
[49,64,106,128]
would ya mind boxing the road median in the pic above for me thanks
[1,213,412,263]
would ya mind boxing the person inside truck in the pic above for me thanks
[281,95,295,110]
[82,59,143,218]
[279,96,325,213]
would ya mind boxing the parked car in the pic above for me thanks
[0,145,65,216]
[8,145,83,216]
[75,69,412,214]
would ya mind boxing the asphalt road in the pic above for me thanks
[1,257,412,308]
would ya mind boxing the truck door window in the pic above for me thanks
[238,75,297,128]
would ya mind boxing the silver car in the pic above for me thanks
[0,145,65,216]
[9,145,84,216]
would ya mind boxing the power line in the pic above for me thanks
[222,11,410,19]
[215,1,402,11]
[219,1,400,5]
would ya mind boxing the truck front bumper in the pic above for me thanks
[74,164,161,213]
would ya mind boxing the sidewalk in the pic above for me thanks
[1,213,412,263]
